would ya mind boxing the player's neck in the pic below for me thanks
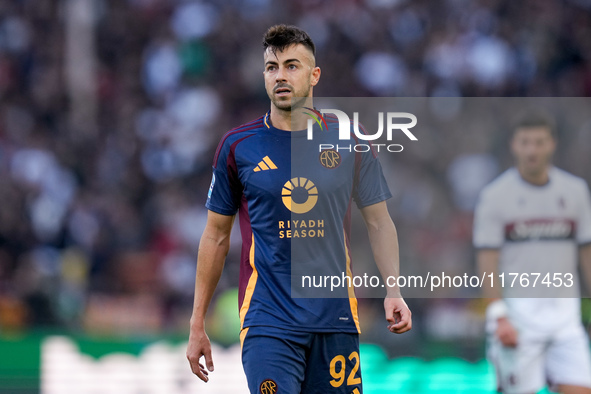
[517,166,550,186]
[269,102,312,131]
[269,108,293,131]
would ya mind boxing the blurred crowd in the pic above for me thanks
[0,0,591,355]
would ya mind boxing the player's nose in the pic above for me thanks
[275,66,287,82]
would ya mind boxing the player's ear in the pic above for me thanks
[548,133,557,154]
[310,66,321,87]
[509,132,520,156]
[509,136,516,154]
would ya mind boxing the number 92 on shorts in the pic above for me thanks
[241,325,362,394]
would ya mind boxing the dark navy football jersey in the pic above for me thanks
[206,112,392,333]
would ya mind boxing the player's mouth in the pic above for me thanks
[274,86,292,97]
[526,155,542,166]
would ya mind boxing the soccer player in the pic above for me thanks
[186,24,411,393]
[474,115,591,393]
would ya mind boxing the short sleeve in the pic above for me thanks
[473,188,504,249]
[576,181,591,245]
[352,150,392,209]
[205,138,242,216]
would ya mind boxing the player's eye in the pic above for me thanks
[266,65,276,71]
[288,64,297,70]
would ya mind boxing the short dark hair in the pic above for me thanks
[514,112,556,137]
[262,24,315,56]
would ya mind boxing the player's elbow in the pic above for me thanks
[366,216,396,236]
[199,224,232,250]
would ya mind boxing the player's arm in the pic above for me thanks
[474,188,504,301]
[478,249,502,300]
[477,248,517,347]
[474,188,517,347]
[360,201,411,334]
[577,182,591,297]
[580,244,591,296]
[187,210,235,382]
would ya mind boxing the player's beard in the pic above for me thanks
[521,154,551,176]
[270,85,311,112]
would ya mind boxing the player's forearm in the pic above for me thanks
[477,249,502,301]
[367,216,401,297]
[190,229,231,330]
[579,244,591,297]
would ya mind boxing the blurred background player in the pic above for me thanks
[474,115,591,393]
[186,25,411,393]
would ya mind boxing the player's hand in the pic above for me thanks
[186,326,214,382]
[496,317,518,348]
[384,297,412,334]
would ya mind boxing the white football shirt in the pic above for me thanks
[474,167,591,335]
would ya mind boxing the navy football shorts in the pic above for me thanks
[241,325,362,394]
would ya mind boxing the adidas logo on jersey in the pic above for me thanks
[253,156,277,172]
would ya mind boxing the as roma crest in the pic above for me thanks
[319,149,341,169]
[260,379,277,394]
